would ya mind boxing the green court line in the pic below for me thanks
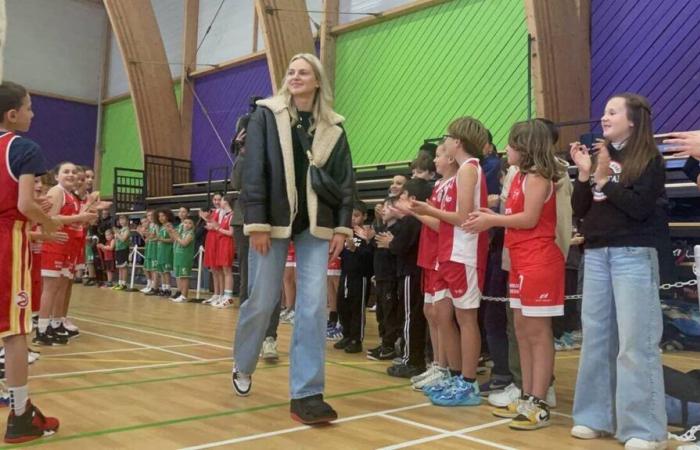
[4,383,409,448]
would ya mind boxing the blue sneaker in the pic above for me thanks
[430,378,481,407]
[423,375,457,397]
[326,323,343,341]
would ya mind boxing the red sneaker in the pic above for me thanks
[4,400,59,443]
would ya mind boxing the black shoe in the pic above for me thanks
[51,324,70,340]
[366,344,382,355]
[73,278,83,285]
[368,346,395,361]
[231,369,252,397]
[333,337,351,350]
[4,400,60,444]
[387,363,425,378]
[169,290,181,300]
[367,347,381,360]
[145,289,159,296]
[290,394,337,425]
[63,326,80,340]
[159,289,170,297]
[46,327,68,346]
[32,330,54,347]
[344,340,362,354]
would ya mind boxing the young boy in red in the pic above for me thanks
[0,81,60,442]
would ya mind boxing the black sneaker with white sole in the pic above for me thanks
[32,330,54,347]
[47,327,68,346]
[290,394,337,425]
[51,325,70,340]
[232,369,251,396]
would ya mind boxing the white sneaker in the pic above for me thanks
[412,367,449,391]
[28,350,40,365]
[261,337,279,362]
[139,286,151,293]
[410,363,437,384]
[624,438,667,450]
[571,425,609,439]
[171,295,188,303]
[232,368,251,397]
[281,310,295,323]
[215,297,235,309]
[202,295,220,305]
[488,383,521,407]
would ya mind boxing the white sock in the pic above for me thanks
[50,319,62,329]
[38,318,50,333]
[223,290,233,298]
[9,385,28,416]
[146,280,152,289]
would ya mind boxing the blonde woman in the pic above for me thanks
[232,53,354,424]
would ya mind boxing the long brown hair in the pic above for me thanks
[508,120,565,181]
[606,93,658,185]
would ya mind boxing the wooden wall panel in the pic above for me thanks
[525,0,590,146]
[255,0,316,91]
[181,0,199,160]
[320,0,340,92]
[103,0,184,166]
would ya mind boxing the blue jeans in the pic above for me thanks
[233,230,329,399]
[573,247,667,443]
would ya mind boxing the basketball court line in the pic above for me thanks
[29,357,233,379]
[44,343,203,358]
[71,316,231,350]
[79,330,206,361]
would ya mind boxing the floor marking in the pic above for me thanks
[80,330,205,361]
[37,357,180,364]
[179,403,432,450]
[376,418,514,450]
[29,357,232,379]
[552,411,573,419]
[72,316,231,350]
[4,382,409,448]
[45,343,202,358]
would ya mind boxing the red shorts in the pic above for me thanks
[203,231,218,269]
[509,258,564,317]
[41,249,75,279]
[214,236,234,268]
[0,221,33,337]
[422,268,440,304]
[285,243,296,267]
[327,257,340,276]
[31,252,41,312]
[433,261,484,309]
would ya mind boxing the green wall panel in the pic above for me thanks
[99,84,182,196]
[335,0,532,166]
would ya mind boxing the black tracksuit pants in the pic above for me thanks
[397,273,426,368]
[338,273,368,342]
[375,279,399,349]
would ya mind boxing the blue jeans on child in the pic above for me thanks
[573,246,667,443]
[233,230,329,399]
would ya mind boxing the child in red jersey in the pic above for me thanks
[36,162,96,347]
[399,143,460,391]
[409,118,489,407]
[212,194,236,308]
[0,81,62,443]
[201,193,223,304]
[464,120,568,430]
[98,229,116,287]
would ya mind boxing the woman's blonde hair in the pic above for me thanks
[277,53,335,132]
[508,120,565,181]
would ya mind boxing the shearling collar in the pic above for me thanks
[257,96,345,126]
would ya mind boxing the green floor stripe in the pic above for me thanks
[3,383,409,448]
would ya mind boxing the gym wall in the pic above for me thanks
[590,0,700,133]
[334,0,532,166]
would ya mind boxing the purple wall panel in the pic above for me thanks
[23,94,98,170]
[190,57,273,181]
[591,0,700,133]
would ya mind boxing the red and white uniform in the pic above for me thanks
[30,225,42,312]
[434,159,488,308]
[285,242,296,268]
[203,208,221,269]
[74,197,87,270]
[0,132,33,336]
[327,256,341,276]
[42,186,80,278]
[214,210,234,267]
[418,178,448,304]
[505,172,564,317]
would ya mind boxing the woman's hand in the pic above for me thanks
[461,208,496,233]
[250,231,271,256]
[659,130,700,159]
[593,143,612,190]
[329,233,346,261]
[570,142,592,180]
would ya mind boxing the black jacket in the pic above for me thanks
[390,216,422,277]
[572,151,665,248]
[373,221,399,281]
[341,233,374,277]
[241,97,355,240]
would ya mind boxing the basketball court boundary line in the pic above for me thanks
[79,330,206,361]
[44,343,203,358]
[29,357,232,379]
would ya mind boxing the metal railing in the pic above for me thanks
[144,154,192,198]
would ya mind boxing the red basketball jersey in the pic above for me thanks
[504,172,557,252]
[0,132,25,223]
[417,178,449,270]
[437,159,488,269]
[43,187,80,254]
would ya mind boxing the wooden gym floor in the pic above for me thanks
[6,285,697,449]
